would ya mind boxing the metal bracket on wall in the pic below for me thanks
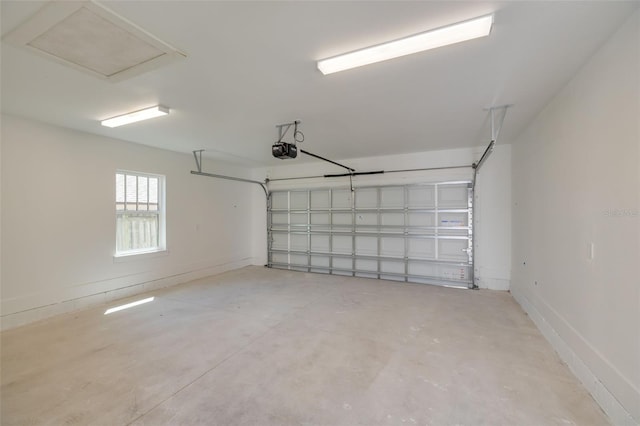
[190,150,269,198]
[473,105,511,176]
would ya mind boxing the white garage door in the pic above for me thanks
[268,181,473,288]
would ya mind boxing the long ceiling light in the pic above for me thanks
[101,105,169,128]
[317,14,494,75]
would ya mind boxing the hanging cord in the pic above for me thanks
[293,121,304,144]
[278,120,305,145]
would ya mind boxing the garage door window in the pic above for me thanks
[115,171,165,256]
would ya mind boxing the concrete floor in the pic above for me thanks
[1,266,608,425]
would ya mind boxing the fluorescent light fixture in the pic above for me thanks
[104,297,155,315]
[317,14,493,75]
[101,105,169,128]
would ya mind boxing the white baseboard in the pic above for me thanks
[511,285,639,426]
[250,256,268,266]
[0,258,253,331]
[474,266,511,290]
[476,276,510,290]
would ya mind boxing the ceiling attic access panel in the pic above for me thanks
[3,1,186,82]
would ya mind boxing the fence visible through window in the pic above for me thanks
[115,171,164,255]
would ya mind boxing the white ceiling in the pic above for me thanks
[1,1,637,167]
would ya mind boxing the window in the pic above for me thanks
[115,171,165,256]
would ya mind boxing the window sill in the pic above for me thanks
[113,249,168,263]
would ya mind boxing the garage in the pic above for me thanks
[1,1,638,425]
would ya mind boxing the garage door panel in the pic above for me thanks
[290,191,308,209]
[380,237,403,257]
[438,184,469,208]
[272,252,289,265]
[356,259,377,273]
[290,213,307,225]
[441,229,468,237]
[332,190,352,208]
[407,186,435,208]
[355,212,377,226]
[332,235,352,254]
[408,262,470,283]
[408,238,435,259]
[380,260,404,277]
[310,190,330,209]
[355,188,377,208]
[408,212,435,227]
[356,272,378,279]
[333,257,353,275]
[271,192,288,209]
[439,212,468,227]
[355,236,377,255]
[439,212,469,237]
[380,187,404,208]
[311,235,329,252]
[381,274,405,282]
[271,213,289,227]
[289,254,307,267]
[332,212,351,225]
[272,233,289,250]
[381,212,403,226]
[311,213,330,225]
[438,239,469,261]
[407,262,437,277]
[310,256,330,273]
[290,234,308,251]
[268,181,472,288]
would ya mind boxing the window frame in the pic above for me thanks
[114,170,166,258]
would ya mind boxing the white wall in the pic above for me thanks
[255,144,512,290]
[1,114,257,330]
[474,144,512,290]
[511,10,639,425]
